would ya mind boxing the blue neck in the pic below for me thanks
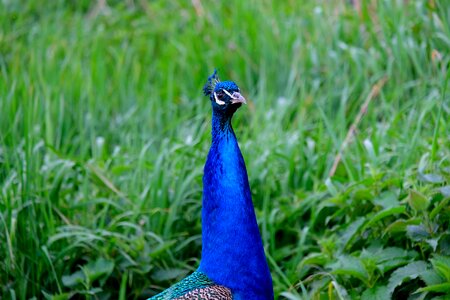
[198,110,273,300]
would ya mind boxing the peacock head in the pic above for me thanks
[203,70,246,114]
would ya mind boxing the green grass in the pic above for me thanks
[1,0,449,299]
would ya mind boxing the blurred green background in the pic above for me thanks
[1,0,449,299]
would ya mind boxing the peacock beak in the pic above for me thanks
[230,92,247,105]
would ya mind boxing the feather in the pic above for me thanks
[149,272,231,300]
[148,71,273,300]
[202,69,220,96]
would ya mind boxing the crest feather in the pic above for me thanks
[203,69,220,96]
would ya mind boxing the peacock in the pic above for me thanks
[149,70,273,300]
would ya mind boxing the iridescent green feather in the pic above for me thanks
[148,271,220,300]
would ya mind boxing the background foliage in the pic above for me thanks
[1,0,449,299]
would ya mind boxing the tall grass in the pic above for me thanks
[0,0,449,299]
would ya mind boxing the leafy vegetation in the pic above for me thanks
[0,0,449,299]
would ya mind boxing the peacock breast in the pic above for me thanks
[173,285,232,299]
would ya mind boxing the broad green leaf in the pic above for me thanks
[361,246,418,273]
[420,269,445,286]
[440,186,450,197]
[375,247,416,262]
[430,255,450,282]
[361,206,405,232]
[406,224,430,241]
[42,291,73,300]
[353,188,374,201]
[61,270,84,287]
[387,261,429,295]
[83,257,114,283]
[417,283,450,293]
[377,249,418,273]
[430,197,450,220]
[407,190,429,212]
[378,258,415,274]
[329,255,369,283]
[419,173,445,184]
[361,285,389,300]
[373,191,399,209]
[384,218,421,235]
[439,233,450,255]
[340,217,366,249]
[360,247,411,262]
[426,238,439,251]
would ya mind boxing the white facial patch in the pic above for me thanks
[222,89,234,98]
[214,92,225,105]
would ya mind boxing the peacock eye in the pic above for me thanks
[216,91,224,98]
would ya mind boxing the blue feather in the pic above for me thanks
[199,90,273,300]
[203,69,219,96]
[149,71,273,300]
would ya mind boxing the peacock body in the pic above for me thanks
[149,71,273,300]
